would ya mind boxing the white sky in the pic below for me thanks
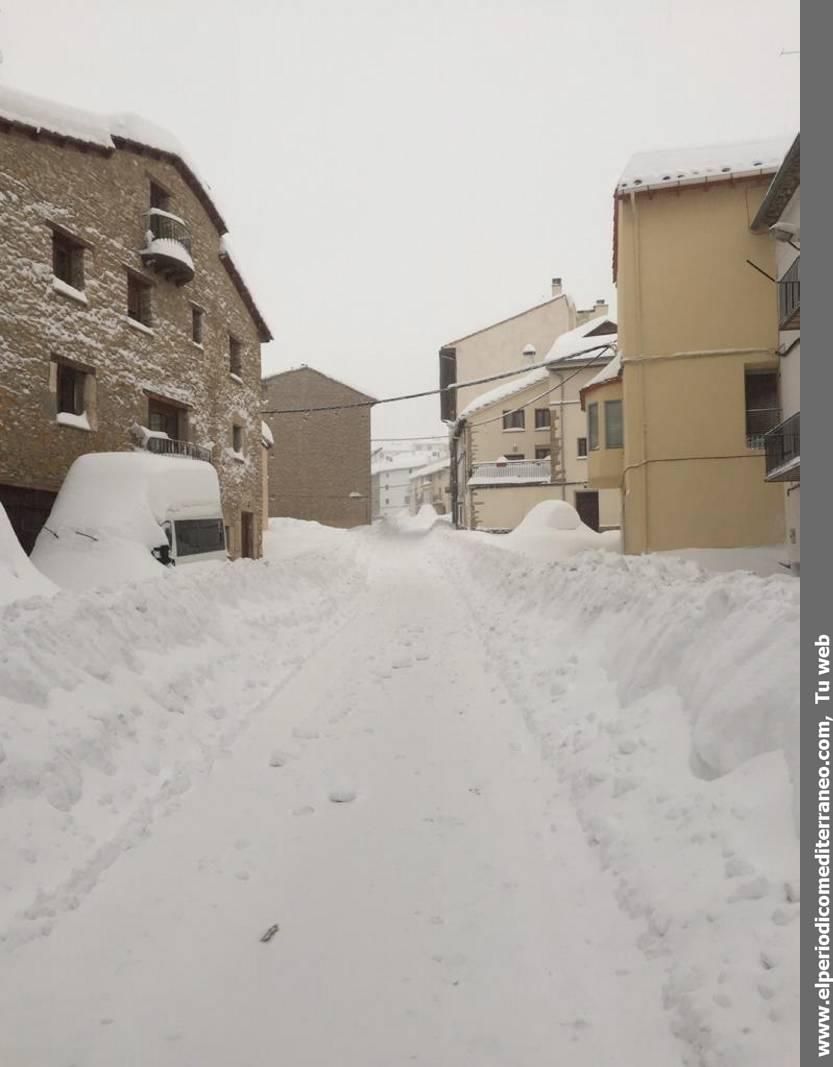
[1,0,799,441]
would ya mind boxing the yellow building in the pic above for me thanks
[591,138,792,554]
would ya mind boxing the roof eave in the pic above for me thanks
[750,133,801,232]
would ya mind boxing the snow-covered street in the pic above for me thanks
[0,518,799,1066]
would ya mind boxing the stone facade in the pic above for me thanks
[262,367,375,528]
[0,101,270,557]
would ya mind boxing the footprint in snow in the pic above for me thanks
[293,805,315,816]
[292,728,319,741]
[392,657,413,670]
[329,788,357,804]
[269,750,293,767]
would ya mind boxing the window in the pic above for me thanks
[502,409,525,430]
[577,437,588,458]
[191,306,204,344]
[534,408,551,430]
[745,369,780,448]
[588,403,599,450]
[127,273,152,326]
[229,335,242,377]
[150,181,171,211]
[52,231,85,290]
[148,398,181,438]
[535,446,551,460]
[232,424,244,452]
[174,518,225,557]
[505,453,525,461]
[604,399,623,449]
[57,362,85,415]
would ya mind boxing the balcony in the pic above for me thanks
[146,435,212,463]
[764,412,800,481]
[469,459,551,486]
[140,209,195,285]
[746,408,781,450]
[778,256,800,330]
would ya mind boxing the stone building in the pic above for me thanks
[0,85,271,557]
[262,366,376,528]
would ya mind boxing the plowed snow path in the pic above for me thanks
[0,534,682,1066]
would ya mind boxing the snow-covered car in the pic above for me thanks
[31,452,228,591]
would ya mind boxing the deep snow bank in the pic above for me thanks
[0,538,366,949]
[436,530,799,1066]
[0,505,56,607]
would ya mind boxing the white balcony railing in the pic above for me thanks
[469,459,551,485]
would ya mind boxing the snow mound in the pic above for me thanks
[499,501,621,562]
[515,499,582,532]
[263,517,350,561]
[0,505,56,607]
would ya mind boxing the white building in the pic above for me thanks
[752,133,800,574]
[371,443,448,520]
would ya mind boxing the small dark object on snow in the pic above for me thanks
[260,923,280,943]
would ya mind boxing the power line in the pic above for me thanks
[467,345,615,429]
[261,341,617,416]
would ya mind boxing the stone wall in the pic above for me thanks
[262,368,372,528]
[0,126,265,557]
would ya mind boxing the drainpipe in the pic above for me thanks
[553,369,567,500]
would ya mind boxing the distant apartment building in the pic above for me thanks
[261,366,376,528]
[451,317,621,532]
[751,133,800,574]
[582,138,790,554]
[371,443,448,520]
[439,275,605,524]
[408,458,451,514]
[0,85,271,558]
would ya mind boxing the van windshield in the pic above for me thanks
[174,518,225,557]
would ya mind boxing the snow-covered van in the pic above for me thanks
[31,452,227,591]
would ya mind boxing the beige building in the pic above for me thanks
[262,366,376,528]
[452,317,621,532]
[408,458,451,515]
[750,133,800,574]
[0,86,271,558]
[585,138,791,554]
[439,279,609,527]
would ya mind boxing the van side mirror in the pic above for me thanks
[152,543,172,566]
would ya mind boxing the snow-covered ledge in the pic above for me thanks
[56,411,92,431]
[123,315,154,336]
[224,447,247,463]
[52,277,88,305]
[229,373,244,385]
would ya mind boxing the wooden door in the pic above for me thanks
[241,510,255,559]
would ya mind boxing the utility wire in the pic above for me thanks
[261,341,617,416]
[467,345,615,429]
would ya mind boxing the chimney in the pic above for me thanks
[522,343,536,365]
[595,298,609,315]
[551,277,562,297]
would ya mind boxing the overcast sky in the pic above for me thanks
[2,0,799,441]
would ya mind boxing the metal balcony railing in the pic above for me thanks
[778,256,800,329]
[140,209,195,285]
[746,408,781,450]
[764,411,800,480]
[146,436,212,463]
[469,459,551,485]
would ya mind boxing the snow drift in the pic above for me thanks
[0,505,56,607]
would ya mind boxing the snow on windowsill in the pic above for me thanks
[190,340,204,350]
[56,411,92,431]
[52,276,88,305]
[229,373,244,385]
[502,427,525,433]
[225,448,246,463]
[124,316,154,336]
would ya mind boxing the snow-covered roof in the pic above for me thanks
[261,421,274,448]
[544,317,617,365]
[583,350,622,390]
[408,458,450,480]
[372,450,436,476]
[617,137,791,195]
[0,84,272,342]
[456,366,549,423]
